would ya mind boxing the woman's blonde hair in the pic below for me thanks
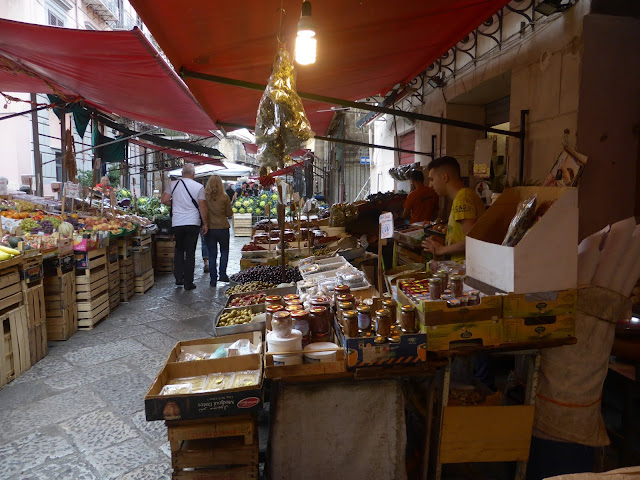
[205,175,225,200]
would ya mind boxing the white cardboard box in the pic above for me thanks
[466,187,578,294]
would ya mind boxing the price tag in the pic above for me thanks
[65,182,80,198]
[379,212,394,239]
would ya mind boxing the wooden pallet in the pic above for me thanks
[28,321,47,366]
[75,247,107,271]
[46,303,77,341]
[0,305,30,387]
[76,264,109,302]
[134,268,154,295]
[0,266,25,315]
[77,293,110,329]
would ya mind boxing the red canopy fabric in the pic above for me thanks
[0,18,217,136]
[130,139,225,168]
[271,161,305,177]
[130,0,509,135]
[243,143,258,156]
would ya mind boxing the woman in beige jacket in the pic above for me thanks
[204,175,233,287]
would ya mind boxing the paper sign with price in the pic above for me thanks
[379,212,394,239]
[65,182,80,198]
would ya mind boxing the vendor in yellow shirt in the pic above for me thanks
[421,156,485,263]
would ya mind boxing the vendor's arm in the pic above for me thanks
[160,191,171,206]
[422,218,477,256]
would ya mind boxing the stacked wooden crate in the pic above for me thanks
[20,254,47,365]
[0,256,30,388]
[167,415,258,480]
[75,248,110,330]
[155,239,175,274]
[43,253,77,341]
[233,213,253,237]
[118,238,135,302]
[133,245,154,295]
[107,243,120,311]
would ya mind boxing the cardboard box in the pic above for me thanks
[502,289,577,319]
[424,318,503,352]
[333,318,427,369]
[502,314,575,343]
[145,354,263,422]
[466,187,578,293]
[167,333,263,364]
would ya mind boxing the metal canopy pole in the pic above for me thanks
[181,68,522,138]
[0,104,51,122]
[518,109,529,183]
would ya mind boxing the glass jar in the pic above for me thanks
[356,305,372,332]
[338,300,355,324]
[342,310,359,337]
[335,293,355,312]
[375,309,392,339]
[436,269,449,288]
[285,304,305,313]
[283,293,300,303]
[381,299,397,325]
[400,304,417,333]
[266,305,284,330]
[310,295,331,311]
[428,277,443,300]
[265,295,284,307]
[309,306,330,337]
[334,285,351,297]
[450,274,464,298]
[271,311,292,338]
[291,310,311,347]
[447,298,461,308]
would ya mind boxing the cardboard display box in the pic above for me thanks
[333,318,427,369]
[466,187,578,294]
[166,332,262,364]
[502,314,575,343]
[145,354,263,421]
[502,289,577,318]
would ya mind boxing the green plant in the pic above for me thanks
[77,170,93,188]
[107,165,120,186]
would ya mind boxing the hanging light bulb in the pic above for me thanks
[295,1,316,65]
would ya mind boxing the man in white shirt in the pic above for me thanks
[161,164,208,290]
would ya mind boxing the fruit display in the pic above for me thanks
[225,281,278,296]
[230,265,302,285]
[0,244,20,261]
[233,192,276,217]
[241,244,266,252]
[228,293,267,307]
[217,308,258,327]
[79,216,136,235]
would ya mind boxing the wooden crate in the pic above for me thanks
[107,243,119,263]
[118,238,133,259]
[134,268,154,295]
[76,264,109,302]
[19,255,43,288]
[46,303,77,341]
[156,257,174,274]
[0,266,25,315]
[132,233,152,248]
[0,305,30,387]
[77,292,110,329]
[171,437,259,470]
[234,227,252,238]
[133,246,153,277]
[28,321,47,365]
[172,466,257,480]
[43,252,75,277]
[44,270,76,311]
[23,283,46,329]
[75,247,107,271]
[156,241,174,274]
[167,415,256,449]
[156,240,176,254]
[109,290,121,311]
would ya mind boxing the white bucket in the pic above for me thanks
[267,329,302,353]
[273,354,303,366]
[303,342,339,363]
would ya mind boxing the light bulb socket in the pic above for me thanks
[297,1,315,34]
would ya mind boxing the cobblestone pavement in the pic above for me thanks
[0,232,248,480]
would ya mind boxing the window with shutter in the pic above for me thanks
[399,131,416,165]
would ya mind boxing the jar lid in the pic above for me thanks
[266,305,284,313]
[334,284,351,292]
[311,296,330,304]
[265,295,283,302]
[303,342,339,360]
[272,311,291,320]
[356,305,371,313]
[428,277,442,285]
[401,304,415,312]
[450,274,463,281]
[283,294,300,301]
[285,305,304,312]
[342,310,358,318]
[336,294,354,302]
[381,299,396,306]
[291,310,310,318]
[338,301,355,309]
[285,299,303,306]
[375,308,391,317]
[309,306,327,314]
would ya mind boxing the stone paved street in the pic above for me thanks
[0,233,247,480]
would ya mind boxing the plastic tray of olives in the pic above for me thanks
[215,303,267,336]
[223,285,298,310]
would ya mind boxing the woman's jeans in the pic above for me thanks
[205,228,230,281]
[200,233,208,260]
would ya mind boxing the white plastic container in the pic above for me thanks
[273,354,303,366]
[303,342,339,363]
[267,329,302,353]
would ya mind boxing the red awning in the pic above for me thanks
[0,18,217,136]
[243,143,258,156]
[130,139,225,168]
[271,161,306,177]
[130,0,509,135]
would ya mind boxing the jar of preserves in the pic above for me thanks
[450,274,464,298]
[381,299,397,325]
[375,309,392,340]
[338,300,355,324]
[285,304,305,313]
[436,269,450,288]
[335,293,355,310]
[285,299,304,308]
[283,293,300,303]
[356,305,372,332]
[265,295,284,307]
[271,311,292,338]
[310,296,331,311]
[291,310,311,347]
[309,306,330,337]
[266,305,284,330]
[342,310,359,337]
[334,284,351,296]
[447,298,461,308]
[400,304,417,333]
[428,277,443,300]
